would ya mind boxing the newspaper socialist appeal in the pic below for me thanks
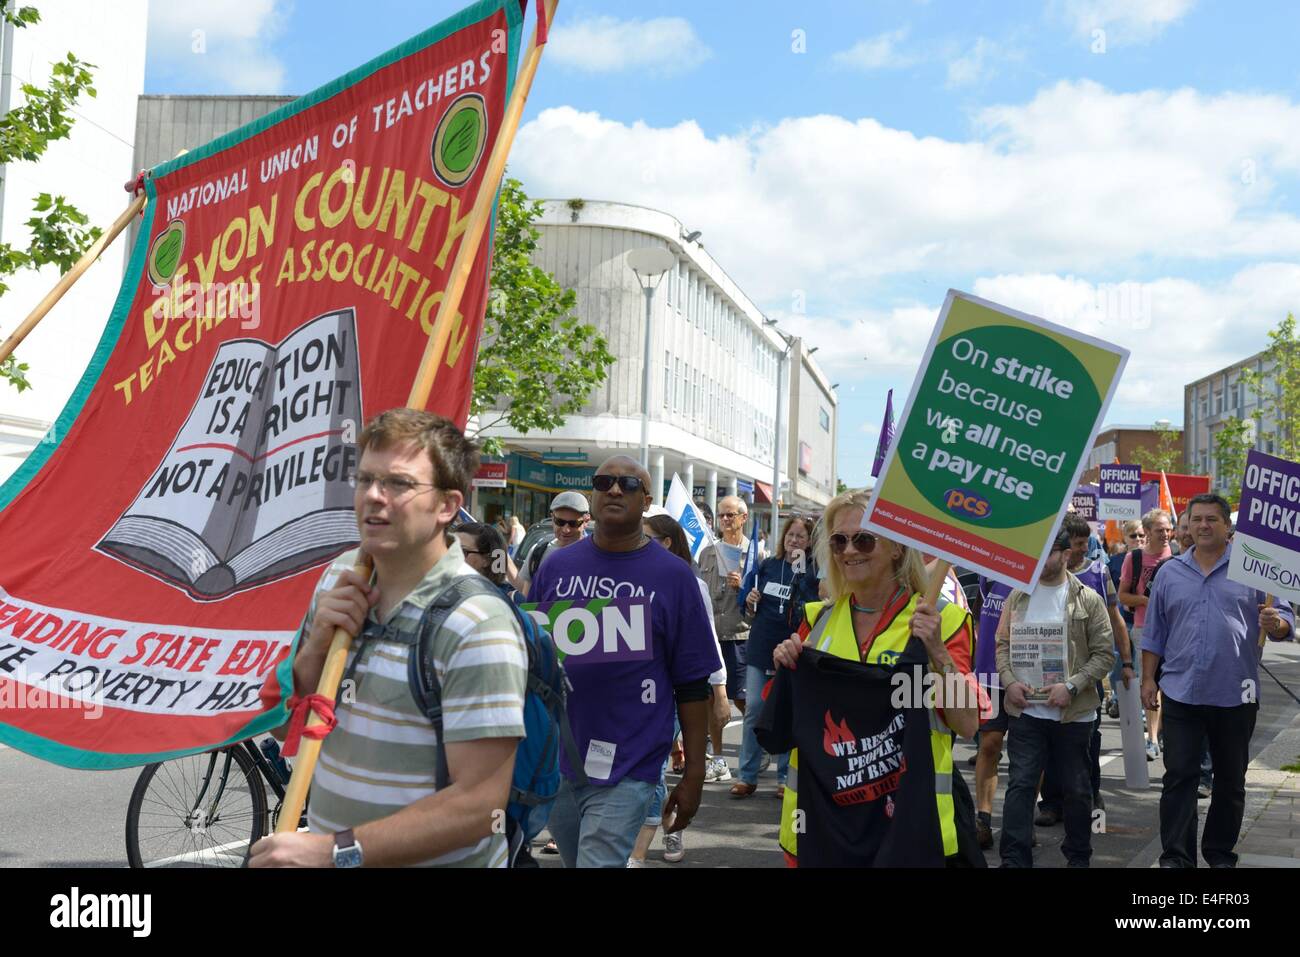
[1009,620,1068,700]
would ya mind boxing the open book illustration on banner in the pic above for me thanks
[96,308,363,600]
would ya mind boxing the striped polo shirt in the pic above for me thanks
[304,541,527,867]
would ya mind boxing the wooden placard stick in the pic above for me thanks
[276,0,559,833]
[0,191,147,367]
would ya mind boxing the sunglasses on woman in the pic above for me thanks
[592,474,646,493]
[828,531,878,554]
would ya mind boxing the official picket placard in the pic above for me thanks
[0,0,525,768]
[1228,449,1300,601]
[519,598,653,664]
[1071,485,1097,522]
[863,290,1128,590]
[1097,463,1142,521]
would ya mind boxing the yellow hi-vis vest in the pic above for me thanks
[778,592,971,861]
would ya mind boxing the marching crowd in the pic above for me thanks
[247,408,1294,869]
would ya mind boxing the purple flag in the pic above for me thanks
[871,389,895,478]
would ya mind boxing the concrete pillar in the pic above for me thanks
[728,476,738,498]
[652,452,665,507]
[706,469,718,519]
[684,461,695,504]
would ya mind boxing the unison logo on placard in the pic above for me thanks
[1240,542,1300,592]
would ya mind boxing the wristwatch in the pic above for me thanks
[1122,661,1133,669]
[332,829,363,868]
[1065,680,1079,698]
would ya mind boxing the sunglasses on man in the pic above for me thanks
[592,474,647,494]
[552,516,587,529]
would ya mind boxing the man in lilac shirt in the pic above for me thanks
[1142,493,1294,868]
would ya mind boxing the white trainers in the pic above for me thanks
[626,857,645,868]
[1146,740,1160,762]
[663,831,685,863]
[704,757,732,782]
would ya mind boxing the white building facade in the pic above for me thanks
[478,200,838,525]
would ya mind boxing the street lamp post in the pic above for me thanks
[626,248,677,473]
[765,318,794,545]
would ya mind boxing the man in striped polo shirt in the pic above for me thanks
[251,409,527,868]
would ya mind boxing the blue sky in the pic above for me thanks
[146,0,1300,485]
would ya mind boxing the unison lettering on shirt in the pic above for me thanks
[521,598,653,663]
[551,575,655,602]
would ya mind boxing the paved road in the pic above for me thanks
[4,643,1299,868]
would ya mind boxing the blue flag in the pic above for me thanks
[738,515,761,611]
[871,388,895,479]
[457,506,476,525]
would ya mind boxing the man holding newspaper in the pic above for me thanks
[996,528,1115,868]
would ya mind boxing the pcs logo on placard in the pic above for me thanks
[943,488,992,520]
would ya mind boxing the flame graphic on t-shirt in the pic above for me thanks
[823,710,855,755]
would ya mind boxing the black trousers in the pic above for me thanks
[1040,703,1102,813]
[1159,694,1257,868]
[1001,714,1094,867]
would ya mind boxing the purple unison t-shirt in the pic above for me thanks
[529,537,722,786]
[976,578,1013,688]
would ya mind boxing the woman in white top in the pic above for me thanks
[508,514,525,556]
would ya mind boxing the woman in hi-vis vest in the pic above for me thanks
[769,489,982,866]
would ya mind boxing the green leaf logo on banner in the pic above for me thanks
[432,93,488,187]
[146,220,186,287]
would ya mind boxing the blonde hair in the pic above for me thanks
[1121,519,1143,538]
[815,489,927,603]
[1141,508,1172,531]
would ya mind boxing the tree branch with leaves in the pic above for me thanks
[1240,313,1300,462]
[1212,416,1254,507]
[0,3,100,392]
[1131,422,1184,475]
[469,178,615,455]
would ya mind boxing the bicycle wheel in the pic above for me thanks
[125,745,268,868]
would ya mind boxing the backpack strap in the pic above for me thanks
[528,540,551,579]
[409,575,508,791]
[410,574,590,794]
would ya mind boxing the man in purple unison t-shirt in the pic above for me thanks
[530,455,720,868]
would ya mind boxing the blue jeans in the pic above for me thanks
[646,715,681,825]
[548,776,657,868]
[1000,714,1094,867]
[1109,629,1140,697]
[738,664,790,786]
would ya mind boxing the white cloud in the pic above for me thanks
[946,37,1007,88]
[1058,0,1195,46]
[971,265,1300,412]
[512,82,1300,308]
[832,28,916,71]
[547,16,710,76]
[147,0,290,93]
